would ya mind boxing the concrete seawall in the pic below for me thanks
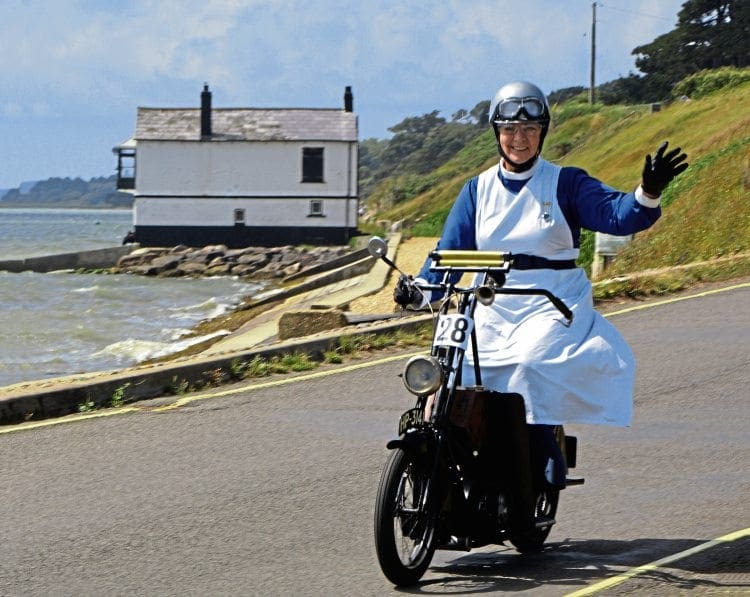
[0,245,137,273]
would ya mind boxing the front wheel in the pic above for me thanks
[374,447,436,586]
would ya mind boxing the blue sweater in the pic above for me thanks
[418,165,660,280]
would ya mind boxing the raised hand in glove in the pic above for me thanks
[393,274,420,307]
[641,141,689,197]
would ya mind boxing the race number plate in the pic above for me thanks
[433,313,474,350]
[398,407,424,435]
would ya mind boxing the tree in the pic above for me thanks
[379,111,446,172]
[632,0,749,98]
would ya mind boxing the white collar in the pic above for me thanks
[500,158,541,181]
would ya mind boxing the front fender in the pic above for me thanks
[386,429,434,455]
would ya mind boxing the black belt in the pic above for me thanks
[511,254,577,270]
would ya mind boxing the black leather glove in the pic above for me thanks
[393,274,419,306]
[641,141,689,197]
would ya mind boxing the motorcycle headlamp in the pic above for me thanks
[493,96,546,122]
[402,355,443,396]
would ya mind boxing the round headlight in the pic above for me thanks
[403,355,443,396]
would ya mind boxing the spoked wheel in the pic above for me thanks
[510,485,559,553]
[374,447,436,587]
[511,425,566,553]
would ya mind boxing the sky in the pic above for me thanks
[0,0,686,190]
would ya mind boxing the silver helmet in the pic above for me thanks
[488,81,550,125]
[489,81,551,170]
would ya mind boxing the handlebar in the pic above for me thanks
[429,249,510,272]
[367,237,574,323]
[426,249,572,323]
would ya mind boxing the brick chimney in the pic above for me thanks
[201,83,212,138]
[344,86,353,112]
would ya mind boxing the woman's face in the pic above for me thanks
[496,122,542,171]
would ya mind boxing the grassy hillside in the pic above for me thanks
[363,72,750,282]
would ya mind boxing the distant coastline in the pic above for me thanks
[0,175,133,209]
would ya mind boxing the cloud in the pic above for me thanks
[0,0,686,187]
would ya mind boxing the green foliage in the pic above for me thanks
[364,73,750,279]
[359,102,491,202]
[409,207,452,237]
[110,382,131,408]
[548,86,587,105]
[77,398,97,413]
[672,67,750,100]
[607,134,750,273]
[633,0,748,100]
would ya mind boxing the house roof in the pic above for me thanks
[134,107,358,142]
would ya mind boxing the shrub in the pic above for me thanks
[672,67,750,100]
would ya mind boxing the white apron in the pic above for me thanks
[464,159,634,426]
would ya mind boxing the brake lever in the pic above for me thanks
[495,288,574,325]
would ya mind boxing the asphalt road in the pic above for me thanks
[1,283,748,596]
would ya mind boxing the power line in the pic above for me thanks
[597,2,677,23]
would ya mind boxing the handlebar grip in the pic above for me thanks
[430,249,509,267]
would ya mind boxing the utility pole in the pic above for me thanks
[589,1,596,104]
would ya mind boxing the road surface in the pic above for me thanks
[1,283,748,595]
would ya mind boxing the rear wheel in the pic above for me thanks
[374,448,436,586]
[510,485,559,552]
[511,425,566,553]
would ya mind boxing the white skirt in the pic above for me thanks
[464,269,634,426]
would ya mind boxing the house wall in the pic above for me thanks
[134,197,357,228]
[135,140,357,198]
[132,195,358,247]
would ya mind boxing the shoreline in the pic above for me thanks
[1,234,748,425]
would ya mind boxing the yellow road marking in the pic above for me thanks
[0,406,141,435]
[566,527,750,596]
[1,282,747,433]
[152,351,418,411]
[601,281,750,317]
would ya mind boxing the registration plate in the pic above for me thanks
[398,407,424,435]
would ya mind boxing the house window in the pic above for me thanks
[115,148,136,190]
[302,147,324,183]
[308,200,324,217]
[234,208,246,225]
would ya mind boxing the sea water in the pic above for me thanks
[0,209,262,388]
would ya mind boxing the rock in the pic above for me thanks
[177,262,208,276]
[169,245,192,254]
[150,254,184,271]
[111,243,355,282]
[282,262,302,276]
[117,248,168,268]
[205,264,233,276]
[230,263,263,277]
[237,253,270,267]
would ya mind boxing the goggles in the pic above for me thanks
[493,96,546,122]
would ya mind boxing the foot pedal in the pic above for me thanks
[566,476,585,486]
[535,516,556,529]
[439,536,472,551]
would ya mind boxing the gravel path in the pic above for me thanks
[348,236,437,314]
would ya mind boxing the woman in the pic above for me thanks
[395,80,688,428]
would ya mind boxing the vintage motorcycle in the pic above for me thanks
[369,237,584,587]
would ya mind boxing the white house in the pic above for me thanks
[113,85,359,247]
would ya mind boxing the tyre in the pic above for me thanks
[509,485,559,552]
[511,425,565,553]
[374,447,437,586]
